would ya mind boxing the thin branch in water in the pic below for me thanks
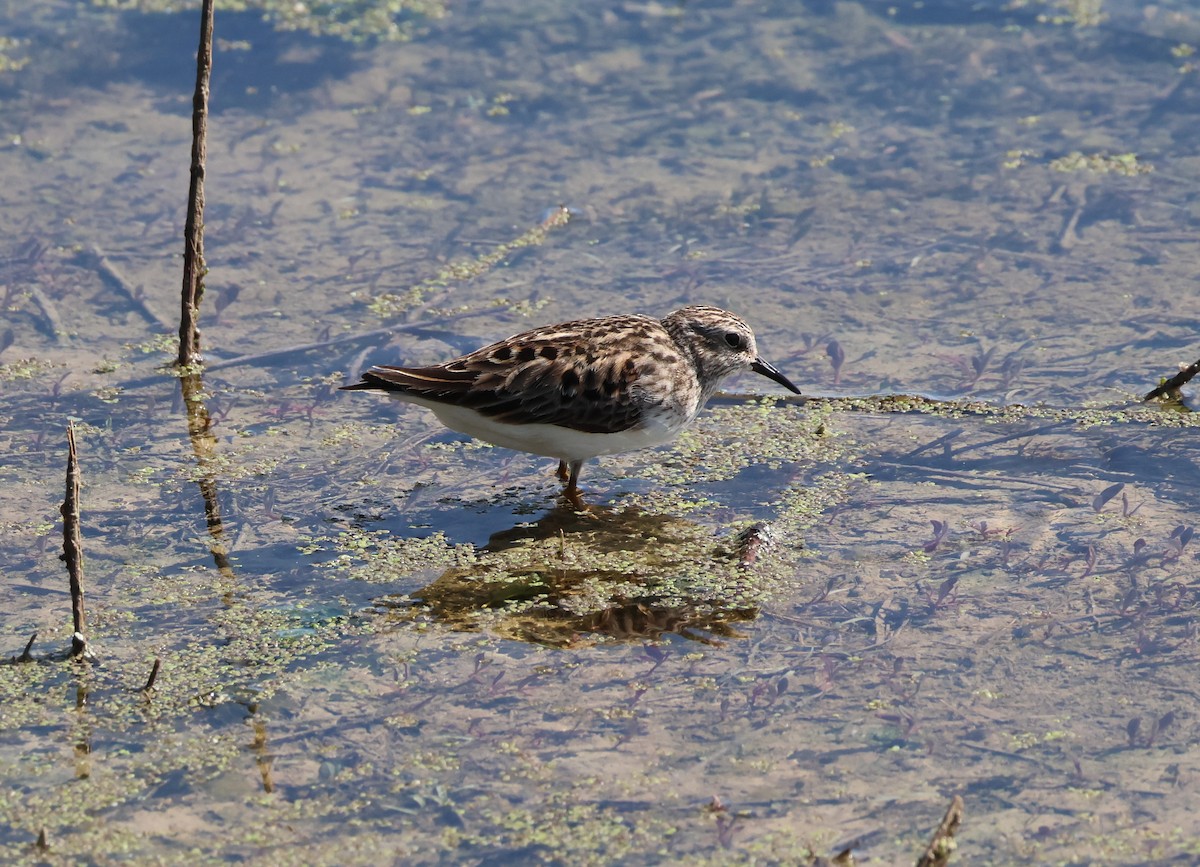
[177,0,215,366]
[916,795,965,867]
[17,632,37,663]
[142,657,162,693]
[1144,357,1200,403]
[61,422,87,659]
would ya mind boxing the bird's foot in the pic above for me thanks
[561,484,588,512]
[556,459,587,510]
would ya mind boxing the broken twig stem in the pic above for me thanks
[177,0,215,366]
[61,423,87,659]
[1144,357,1200,402]
[17,632,36,662]
[143,657,162,693]
[916,795,965,867]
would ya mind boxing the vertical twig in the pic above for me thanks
[172,0,235,588]
[61,423,87,658]
[177,0,215,366]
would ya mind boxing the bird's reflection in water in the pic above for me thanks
[376,503,764,647]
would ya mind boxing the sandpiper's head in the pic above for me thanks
[663,305,802,394]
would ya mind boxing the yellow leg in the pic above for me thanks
[562,459,585,509]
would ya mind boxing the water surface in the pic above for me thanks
[3,0,1200,862]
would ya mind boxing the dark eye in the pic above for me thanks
[724,332,741,349]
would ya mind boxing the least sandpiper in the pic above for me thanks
[341,305,801,502]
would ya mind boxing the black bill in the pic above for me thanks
[751,357,802,394]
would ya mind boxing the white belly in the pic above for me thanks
[392,395,686,461]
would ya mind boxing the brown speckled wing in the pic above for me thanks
[346,315,669,434]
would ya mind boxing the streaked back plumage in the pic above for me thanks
[341,305,800,495]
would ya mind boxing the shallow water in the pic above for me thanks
[4,0,1200,863]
